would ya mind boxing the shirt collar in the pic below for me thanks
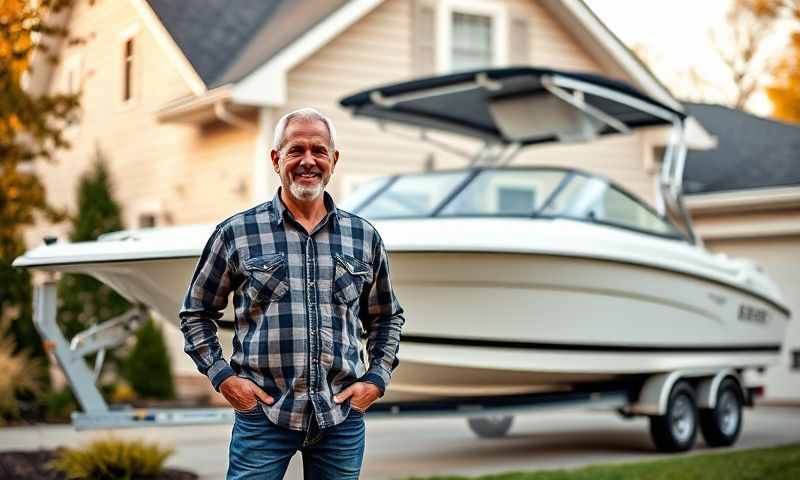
[270,187,339,228]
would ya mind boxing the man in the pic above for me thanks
[179,107,405,479]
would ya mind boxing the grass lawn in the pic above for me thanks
[404,443,800,480]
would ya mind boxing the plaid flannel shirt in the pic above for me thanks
[179,188,404,431]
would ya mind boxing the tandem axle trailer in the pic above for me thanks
[34,281,755,452]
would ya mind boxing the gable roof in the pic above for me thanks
[145,0,345,88]
[683,103,800,195]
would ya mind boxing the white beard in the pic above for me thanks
[289,177,325,201]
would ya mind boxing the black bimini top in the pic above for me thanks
[340,67,686,146]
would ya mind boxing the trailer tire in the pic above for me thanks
[467,415,513,438]
[649,380,698,452]
[699,377,743,447]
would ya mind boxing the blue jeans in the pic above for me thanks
[227,405,366,479]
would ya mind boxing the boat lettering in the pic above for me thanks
[738,305,768,324]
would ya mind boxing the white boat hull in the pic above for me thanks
[381,250,787,401]
[15,219,789,402]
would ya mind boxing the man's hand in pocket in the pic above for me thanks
[333,382,381,412]
[220,376,274,411]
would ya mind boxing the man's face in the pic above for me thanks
[271,118,338,203]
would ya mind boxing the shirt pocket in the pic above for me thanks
[243,253,289,303]
[332,254,373,305]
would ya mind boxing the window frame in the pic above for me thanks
[138,212,158,228]
[436,0,508,73]
[119,23,140,110]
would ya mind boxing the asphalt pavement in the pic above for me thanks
[1,405,798,479]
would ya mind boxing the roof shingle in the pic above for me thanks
[146,0,346,88]
[683,103,800,194]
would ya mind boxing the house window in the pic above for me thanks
[123,38,134,102]
[792,350,800,370]
[451,12,493,71]
[436,0,508,73]
[138,213,157,228]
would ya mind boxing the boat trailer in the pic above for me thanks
[34,280,753,437]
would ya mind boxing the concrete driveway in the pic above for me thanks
[1,405,798,479]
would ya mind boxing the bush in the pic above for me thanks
[41,385,79,423]
[0,314,45,424]
[123,317,175,400]
[109,381,137,404]
[46,436,174,480]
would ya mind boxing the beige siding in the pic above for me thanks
[511,0,604,74]
[283,0,656,206]
[24,0,259,250]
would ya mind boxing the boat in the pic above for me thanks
[13,67,790,407]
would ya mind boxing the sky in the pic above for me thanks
[585,0,731,64]
[584,0,790,114]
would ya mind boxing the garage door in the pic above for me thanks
[707,236,800,400]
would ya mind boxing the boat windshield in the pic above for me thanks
[356,171,470,218]
[349,168,682,239]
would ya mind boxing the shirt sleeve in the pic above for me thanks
[358,233,405,396]
[178,224,238,392]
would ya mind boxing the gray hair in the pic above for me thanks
[272,107,337,152]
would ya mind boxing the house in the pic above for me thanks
[25,0,717,401]
[684,103,800,401]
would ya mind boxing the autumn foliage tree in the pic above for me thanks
[632,0,794,113]
[766,1,800,123]
[1,0,79,359]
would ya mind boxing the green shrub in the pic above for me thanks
[123,317,175,400]
[41,385,79,423]
[47,436,174,480]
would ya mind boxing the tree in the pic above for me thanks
[631,0,789,112]
[1,0,80,363]
[57,147,130,340]
[708,0,785,109]
[123,317,175,400]
[766,2,800,122]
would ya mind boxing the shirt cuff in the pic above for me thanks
[358,370,388,397]
[207,358,235,392]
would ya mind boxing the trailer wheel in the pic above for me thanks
[467,415,513,438]
[699,378,743,447]
[649,380,698,452]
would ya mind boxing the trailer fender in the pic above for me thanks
[629,372,682,416]
[627,368,741,416]
[695,369,743,409]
